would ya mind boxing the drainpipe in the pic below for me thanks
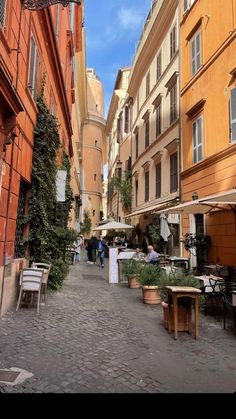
[177,1,183,257]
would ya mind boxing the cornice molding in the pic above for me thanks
[181,142,236,179]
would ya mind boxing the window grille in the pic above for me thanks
[0,0,7,28]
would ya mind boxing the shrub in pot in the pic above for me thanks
[120,259,141,288]
[137,263,164,304]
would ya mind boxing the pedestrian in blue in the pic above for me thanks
[97,236,106,268]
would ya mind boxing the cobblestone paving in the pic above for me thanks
[0,256,236,393]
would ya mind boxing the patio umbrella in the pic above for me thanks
[160,213,171,256]
[93,220,134,231]
[160,213,171,241]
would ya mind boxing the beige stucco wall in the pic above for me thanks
[129,0,180,214]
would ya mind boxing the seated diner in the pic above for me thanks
[145,245,160,265]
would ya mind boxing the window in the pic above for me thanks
[170,25,176,60]
[170,152,178,193]
[170,84,177,124]
[124,105,130,133]
[192,116,204,163]
[136,93,139,114]
[230,87,236,142]
[156,104,161,137]
[117,112,123,143]
[94,174,97,181]
[156,163,161,198]
[156,51,162,81]
[0,0,7,27]
[28,36,39,101]
[145,171,149,202]
[145,118,149,149]
[135,130,139,159]
[55,4,60,38]
[191,29,202,76]
[183,0,188,12]
[135,180,138,207]
[146,71,150,98]
[125,156,131,172]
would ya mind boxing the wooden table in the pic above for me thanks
[165,286,202,340]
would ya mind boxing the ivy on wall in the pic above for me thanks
[27,89,78,289]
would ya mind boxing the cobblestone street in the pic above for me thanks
[0,255,236,393]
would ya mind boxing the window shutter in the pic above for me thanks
[145,171,149,202]
[170,153,178,193]
[156,104,161,137]
[135,131,139,159]
[145,118,149,149]
[135,180,138,207]
[156,163,161,198]
[124,105,129,133]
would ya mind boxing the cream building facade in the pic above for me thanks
[106,68,132,223]
[126,0,180,254]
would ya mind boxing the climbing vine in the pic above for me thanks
[27,87,78,289]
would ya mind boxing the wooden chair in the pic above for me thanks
[16,268,44,313]
[31,262,52,303]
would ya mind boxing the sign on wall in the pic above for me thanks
[56,170,67,202]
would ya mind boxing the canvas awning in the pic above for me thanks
[126,199,179,218]
[155,189,236,215]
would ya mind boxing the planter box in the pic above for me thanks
[161,301,190,331]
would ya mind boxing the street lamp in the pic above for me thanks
[192,191,199,201]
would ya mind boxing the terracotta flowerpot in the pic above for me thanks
[127,275,140,289]
[142,286,161,304]
[161,301,190,331]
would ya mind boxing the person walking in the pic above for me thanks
[97,236,106,268]
[74,235,83,263]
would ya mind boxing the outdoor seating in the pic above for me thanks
[222,283,236,333]
[31,262,52,303]
[16,268,45,313]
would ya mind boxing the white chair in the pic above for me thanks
[16,268,44,313]
[31,262,52,303]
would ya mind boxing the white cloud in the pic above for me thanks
[118,7,145,31]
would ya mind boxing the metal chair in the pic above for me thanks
[31,262,52,303]
[221,282,236,334]
[16,268,44,313]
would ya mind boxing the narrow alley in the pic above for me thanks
[0,255,235,393]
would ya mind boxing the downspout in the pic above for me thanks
[178,1,183,257]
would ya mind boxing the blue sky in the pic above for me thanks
[85,0,151,118]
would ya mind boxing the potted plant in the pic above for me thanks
[137,263,164,304]
[159,268,201,331]
[120,259,140,289]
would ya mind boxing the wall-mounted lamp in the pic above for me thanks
[116,160,122,170]
[192,191,199,201]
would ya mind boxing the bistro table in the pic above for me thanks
[167,256,190,270]
[165,286,202,340]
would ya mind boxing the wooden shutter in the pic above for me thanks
[145,171,149,202]
[170,152,178,193]
[156,163,161,198]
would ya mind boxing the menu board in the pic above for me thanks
[109,247,118,284]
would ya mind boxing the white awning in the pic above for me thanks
[125,199,179,218]
[155,189,236,215]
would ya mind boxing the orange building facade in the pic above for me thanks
[0,1,82,315]
[81,68,105,233]
[180,0,236,266]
